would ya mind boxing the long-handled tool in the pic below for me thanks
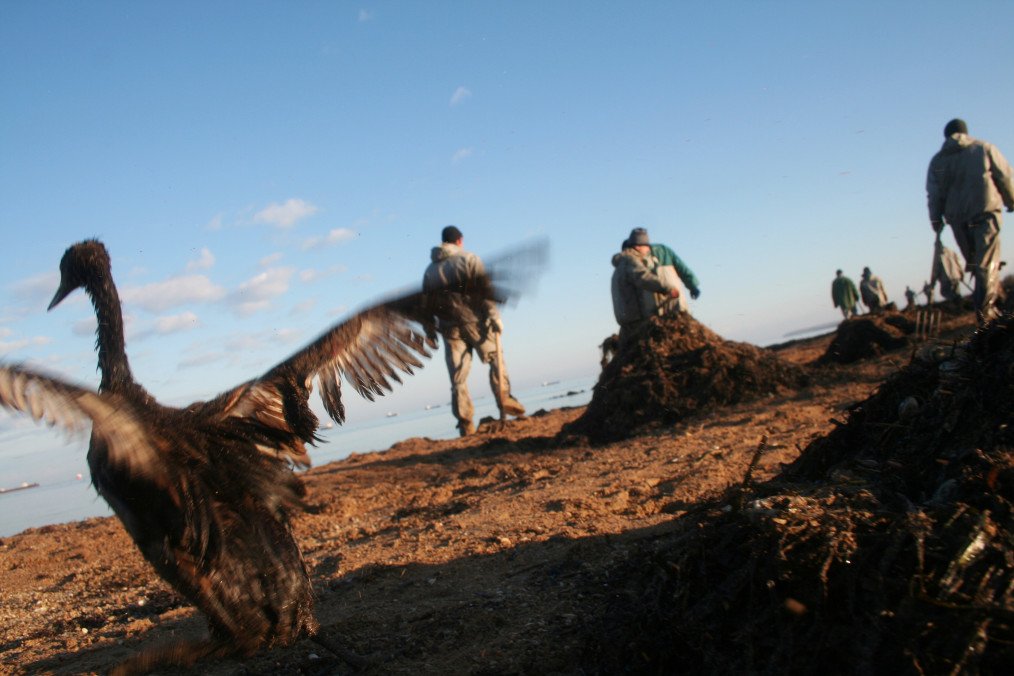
[494,328,508,426]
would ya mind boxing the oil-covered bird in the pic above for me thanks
[0,238,544,673]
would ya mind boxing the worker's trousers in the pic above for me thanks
[951,213,1002,323]
[441,324,514,432]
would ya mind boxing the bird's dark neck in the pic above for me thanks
[86,270,135,394]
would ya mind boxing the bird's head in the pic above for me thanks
[49,239,111,310]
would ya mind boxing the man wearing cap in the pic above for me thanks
[927,118,1014,323]
[423,226,525,437]
[610,228,686,346]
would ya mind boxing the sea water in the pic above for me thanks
[0,376,595,537]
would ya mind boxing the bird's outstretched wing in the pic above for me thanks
[203,296,437,457]
[0,364,166,482]
[205,238,549,451]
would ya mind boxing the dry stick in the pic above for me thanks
[741,435,769,489]
[734,435,768,510]
[494,329,507,423]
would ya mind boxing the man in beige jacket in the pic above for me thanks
[610,228,681,346]
[423,226,525,436]
[927,118,1014,323]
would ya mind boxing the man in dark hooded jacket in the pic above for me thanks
[927,118,1014,323]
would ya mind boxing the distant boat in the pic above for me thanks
[425,404,441,410]
[0,482,39,495]
[541,380,560,387]
[385,411,398,418]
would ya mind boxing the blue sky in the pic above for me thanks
[2,1,1014,486]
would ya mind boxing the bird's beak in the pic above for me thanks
[48,281,73,311]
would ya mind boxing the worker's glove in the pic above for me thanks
[931,220,944,234]
[487,316,504,333]
[690,286,701,300]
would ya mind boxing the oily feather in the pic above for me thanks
[0,364,164,483]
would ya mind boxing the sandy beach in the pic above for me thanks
[1,307,1007,674]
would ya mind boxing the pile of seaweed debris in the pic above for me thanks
[580,315,1014,674]
[819,312,915,364]
[566,315,809,442]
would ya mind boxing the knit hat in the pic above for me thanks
[944,118,968,137]
[441,225,463,243]
[628,227,650,246]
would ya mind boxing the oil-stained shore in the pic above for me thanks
[4,308,1008,675]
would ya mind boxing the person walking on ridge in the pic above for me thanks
[930,236,966,303]
[422,226,525,437]
[831,269,860,319]
[927,118,1014,323]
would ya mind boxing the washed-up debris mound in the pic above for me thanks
[566,315,809,442]
[579,315,1014,673]
[819,311,915,364]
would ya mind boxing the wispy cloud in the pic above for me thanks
[131,312,200,341]
[228,268,294,316]
[186,248,215,271]
[358,8,373,21]
[121,275,226,313]
[9,271,59,307]
[152,311,200,335]
[72,314,138,339]
[254,198,319,229]
[222,327,304,354]
[301,227,357,250]
[269,327,302,345]
[0,334,50,355]
[178,351,225,370]
[260,252,284,268]
[299,264,347,284]
[72,317,97,337]
[452,147,474,164]
[290,298,317,316]
[450,85,472,107]
[205,214,224,230]
[0,338,30,354]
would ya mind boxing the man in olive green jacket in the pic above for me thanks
[831,269,860,319]
[927,118,1014,323]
